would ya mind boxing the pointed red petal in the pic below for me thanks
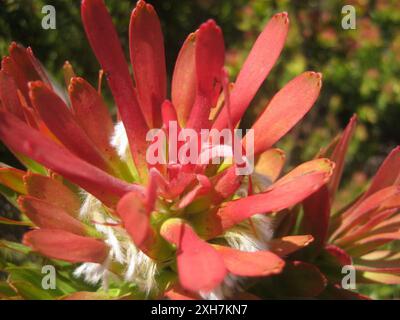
[326,115,357,200]
[0,69,25,120]
[213,12,289,130]
[81,0,148,178]
[68,77,115,158]
[246,71,322,156]
[18,196,86,235]
[23,229,108,263]
[176,175,211,209]
[171,33,197,127]
[7,42,50,102]
[333,186,400,240]
[161,100,179,130]
[212,166,243,203]
[213,245,284,277]
[160,219,227,292]
[363,146,400,198]
[187,20,225,131]
[217,159,333,230]
[130,0,166,128]
[29,81,111,172]
[117,191,153,250]
[0,111,132,207]
[302,185,331,252]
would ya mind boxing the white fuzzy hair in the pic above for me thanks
[75,191,158,296]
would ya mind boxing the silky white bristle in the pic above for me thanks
[110,121,129,161]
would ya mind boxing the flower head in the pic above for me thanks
[1,0,396,300]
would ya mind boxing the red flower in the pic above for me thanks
[0,0,332,299]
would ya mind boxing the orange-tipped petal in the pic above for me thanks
[29,81,110,173]
[18,196,86,235]
[213,12,289,130]
[246,71,322,156]
[333,186,400,240]
[217,159,333,230]
[254,148,286,188]
[0,111,133,207]
[130,0,166,128]
[23,229,109,263]
[160,219,227,292]
[268,235,314,257]
[213,245,284,277]
[171,33,197,127]
[187,20,225,131]
[24,173,80,217]
[0,167,26,194]
[355,251,400,273]
[81,0,148,179]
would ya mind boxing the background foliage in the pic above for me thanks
[0,0,399,299]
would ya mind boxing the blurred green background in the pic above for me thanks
[0,0,399,298]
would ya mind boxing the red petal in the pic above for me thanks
[29,81,111,172]
[333,186,400,240]
[81,0,148,178]
[18,196,86,235]
[117,191,153,250]
[326,115,357,200]
[302,185,331,252]
[176,175,211,209]
[213,12,289,130]
[0,111,132,207]
[160,219,227,292]
[212,166,243,203]
[23,229,109,263]
[363,146,400,199]
[246,71,322,156]
[0,69,25,120]
[68,77,116,160]
[187,20,225,131]
[213,245,284,277]
[24,173,80,217]
[130,0,166,128]
[217,159,333,230]
[7,43,50,103]
[171,33,197,127]
[324,244,352,266]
